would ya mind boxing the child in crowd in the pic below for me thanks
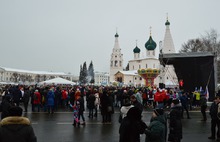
[69,101,80,127]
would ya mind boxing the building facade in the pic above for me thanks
[111,18,178,87]
[94,71,109,86]
[0,66,74,85]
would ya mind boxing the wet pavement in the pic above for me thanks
[20,106,216,142]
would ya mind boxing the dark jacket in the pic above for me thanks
[179,95,188,107]
[23,90,30,104]
[0,116,37,142]
[78,96,85,113]
[145,115,166,142]
[119,107,147,142]
[1,97,12,120]
[12,87,22,103]
[132,100,143,113]
[100,91,109,115]
[209,102,218,120]
[87,94,95,109]
[168,105,183,141]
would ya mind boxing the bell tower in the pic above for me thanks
[110,31,123,83]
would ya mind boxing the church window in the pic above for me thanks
[139,65,141,69]
[135,77,137,80]
[133,65,134,70]
[140,77,142,80]
[115,55,117,58]
[115,61,118,67]
[111,61,113,67]
[119,61,122,67]
[146,64,148,68]
[167,77,169,80]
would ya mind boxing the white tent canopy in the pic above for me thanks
[38,77,76,85]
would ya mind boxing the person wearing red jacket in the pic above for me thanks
[33,90,41,112]
[61,89,68,108]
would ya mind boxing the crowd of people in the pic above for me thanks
[0,84,219,142]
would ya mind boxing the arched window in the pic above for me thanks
[115,61,118,67]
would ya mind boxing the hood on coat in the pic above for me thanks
[0,116,31,132]
[1,116,30,126]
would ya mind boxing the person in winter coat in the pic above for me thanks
[168,99,183,142]
[69,100,80,127]
[11,86,22,106]
[145,108,166,142]
[130,95,143,113]
[54,87,62,111]
[94,91,100,117]
[208,96,220,140]
[23,87,30,112]
[33,90,41,112]
[100,90,109,123]
[200,93,207,121]
[46,89,55,114]
[179,92,190,119]
[0,96,12,120]
[0,106,37,142]
[61,89,68,108]
[119,98,134,123]
[77,95,86,125]
[87,93,96,118]
[106,91,114,123]
[119,107,147,142]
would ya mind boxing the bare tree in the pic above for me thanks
[12,72,19,82]
[35,74,41,83]
[179,29,220,83]
[180,29,219,53]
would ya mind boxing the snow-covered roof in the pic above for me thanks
[129,57,158,62]
[38,77,76,85]
[117,70,138,76]
[0,66,69,76]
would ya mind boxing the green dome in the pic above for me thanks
[133,46,141,53]
[145,36,157,50]
[165,20,170,26]
[115,33,119,37]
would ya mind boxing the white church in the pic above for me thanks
[110,18,178,87]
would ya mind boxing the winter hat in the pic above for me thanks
[123,98,131,106]
[154,108,164,116]
[9,106,23,116]
[172,99,180,105]
[127,107,141,120]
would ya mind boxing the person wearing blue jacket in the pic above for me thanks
[47,88,55,114]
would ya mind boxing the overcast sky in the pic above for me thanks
[0,0,220,76]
